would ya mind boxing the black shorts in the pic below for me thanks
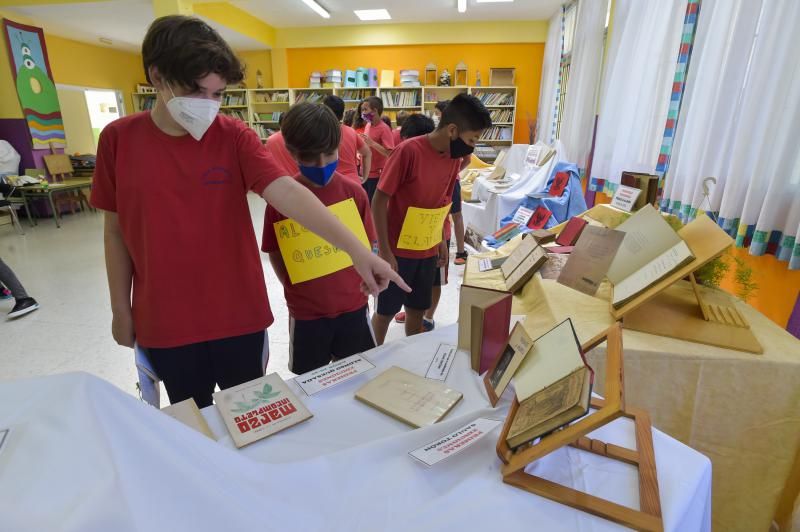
[363,178,378,203]
[450,180,462,214]
[289,305,375,375]
[146,330,267,408]
[376,255,437,316]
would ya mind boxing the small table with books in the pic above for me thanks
[17,178,93,228]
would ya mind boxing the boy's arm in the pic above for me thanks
[362,135,392,158]
[103,211,135,348]
[262,176,409,295]
[358,142,372,182]
[267,252,289,286]
[371,189,396,272]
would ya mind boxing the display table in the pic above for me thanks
[17,178,93,228]
[0,325,711,531]
[465,249,800,532]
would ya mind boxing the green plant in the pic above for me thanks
[733,256,758,302]
[695,254,730,288]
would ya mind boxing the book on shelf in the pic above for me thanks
[606,204,695,308]
[489,109,514,123]
[472,91,515,106]
[368,68,378,87]
[399,69,420,87]
[221,93,246,106]
[136,83,156,93]
[380,89,420,107]
[354,366,463,428]
[506,318,593,449]
[213,373,313,448]
[379,70,395,87]
[256,111,283,122]
[309,71,322,89]
[220,109,247,121]
[480,126,513,141]
[338,89,373,101]
[253,91,289,103]
[252,124,277,139]
[356,67,369,88]
[294,91,327,104]
[345,69,357,88]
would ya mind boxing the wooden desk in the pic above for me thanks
[18,178,94,228]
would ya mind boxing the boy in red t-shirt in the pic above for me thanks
[371,94,492,344]
[359,96,395,202]
[322,95,371,184]
[262,103,377,374]
[392,110,409,148]
[91,16,406,407]
[264,116,299,177]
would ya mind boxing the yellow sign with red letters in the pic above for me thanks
[397,204,452,251]
[274,198,370,284]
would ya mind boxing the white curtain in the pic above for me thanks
[558,0,609,168]
[536,8,563,146]
[590,0,687,188]
[664,0,800,268]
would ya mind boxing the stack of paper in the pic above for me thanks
[309,71,322,89]
[324,69,342,88]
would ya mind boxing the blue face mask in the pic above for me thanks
[299,159,338,186]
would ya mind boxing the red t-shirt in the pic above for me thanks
[337,124,365,184]
[262,172,377,320]
[377,135,461,259]
[391,128,403,148]
[364,120,395,179]
[91,112,284,348]
[265,131,299,177]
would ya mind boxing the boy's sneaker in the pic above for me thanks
[0,288,11,300]
[422,318,435,332]
[394,311,406,323]
[454,251,468,266]
[8,297,39,320]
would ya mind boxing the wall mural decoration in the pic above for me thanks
[2,18,66,148]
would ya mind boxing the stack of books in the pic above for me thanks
[294,91,327,104]
[473,91,515,106]
[257,111,282,123]
[220,109,247,121]
[381,90,420,107]
[480,126,513,141]
[309,71,322,89]
[399,69,420,87]
[221,93,246,106]
[324,70,342,88]
[490,109,514,123]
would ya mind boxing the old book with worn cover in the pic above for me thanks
[470,293,513,373]
[214,373,312,448]
[458,284,511,352]
[555,217,588,246]
[499,235,548,293]
[607,205,695,308]
[355,366,463,428]
[483,323,535,405]
[507,319,593,448]
[557,226,625,296]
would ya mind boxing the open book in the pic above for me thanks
[507,319,593,448]
[606,205,695,308]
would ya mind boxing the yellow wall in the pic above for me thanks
[1,12,143,119]
[238,49,273,89]
[287,43,544,144]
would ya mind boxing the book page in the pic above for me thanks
[606,205,683,284]
[512,320,583,402]
[557,226,625,295]
[612,240,694,306]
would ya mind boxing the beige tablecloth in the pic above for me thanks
[464,251,800,532]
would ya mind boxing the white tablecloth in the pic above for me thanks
[462,142,562,236]
[0,325,711,532]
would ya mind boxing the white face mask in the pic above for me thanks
[164,84,220,141]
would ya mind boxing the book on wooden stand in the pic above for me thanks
[494,323,665,532]
[609,210,763,354]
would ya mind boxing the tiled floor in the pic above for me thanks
[0,194,463,403]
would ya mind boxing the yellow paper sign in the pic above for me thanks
[397,204,452,251]
[274,198,370,284]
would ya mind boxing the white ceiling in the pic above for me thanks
[237,0,562,27]
[3,0,268,52]
[1,0,558,53]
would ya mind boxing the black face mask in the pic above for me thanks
[449,135,474,159]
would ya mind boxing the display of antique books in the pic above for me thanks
[471,292,513,373]
[162,398,214,439]
[458,284,511,354]
[500,235,548,293]
[557,225,625,296]
[354,366,463,428]
[506,319,593,449]
[213,373,312,448]
[483,323,535,406]
[607,205,695,308]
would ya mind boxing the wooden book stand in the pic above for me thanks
[495,324,664,531]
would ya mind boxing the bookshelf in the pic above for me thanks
[132,92,156,112]
[423,86,469,109]
[291,88,334,104]
[470,86,517,146]
[333,87,378,111]
[376,87,423,125]
[219,88,249,123]
[249,88,290,141]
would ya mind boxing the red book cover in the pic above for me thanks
[473,294,513,374]
[527,206,552,230]
[492,222,519,239]
[555,217,588,246]
[545,245,576,254]
[548,171,570,197]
